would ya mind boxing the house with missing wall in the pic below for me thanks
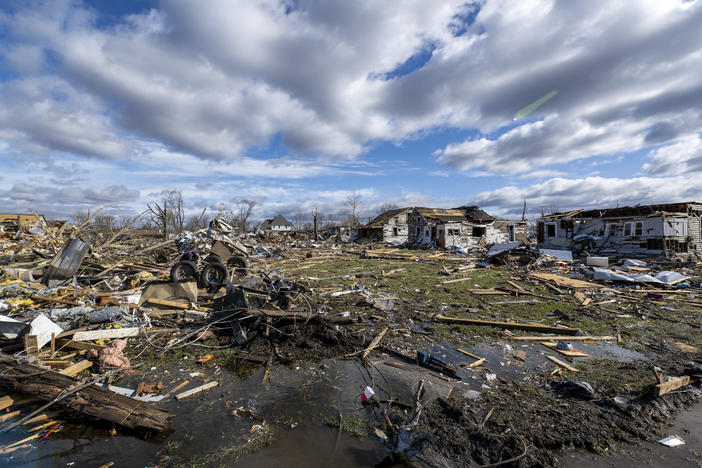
[536,202,702,258]
[353,207,413,244]
[259,215,294,232]
[407,206,528,249]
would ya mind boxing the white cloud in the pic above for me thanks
[471,175,702,217]
[644,134,702,175]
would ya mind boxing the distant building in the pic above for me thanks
[259,215,294,231]
[537,202,702,258]
[408,206,528,249]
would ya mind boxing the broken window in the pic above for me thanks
[546,224,556,237]
[624,223,632,236]
[472,226,485,237]
[635,222,643,236]
[448,229,459,236]
[393,227,398,236]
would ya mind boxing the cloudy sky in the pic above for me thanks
[1,0,701,224]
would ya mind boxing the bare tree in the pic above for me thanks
[147,200,169,240]
[376,203,400,217]
[166,191,185,235]
[231,199,257,232]
[185,208,208,231]
[293,210,305,230]
[147,191,185,239]
[344,192,362,225]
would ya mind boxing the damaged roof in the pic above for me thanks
[414,205,495,223]
[455,205,495,222]
[414,207,470,222]
[540,201,702,220]
[366,207,412,227]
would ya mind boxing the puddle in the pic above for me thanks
[421,339,647,388]
[0,359,430,467]
[0,339,647,467]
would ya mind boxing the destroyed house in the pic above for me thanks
[408,206,527,249]
[259,215,293,231]
[354,207,412,244]
[537,202,702,258]
[0,213,46,232]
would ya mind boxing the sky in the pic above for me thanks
[1,0,701,225]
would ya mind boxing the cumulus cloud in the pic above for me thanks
[470,175,702,217]
[0,183,139,219]
[1,0,701,220]
[643,134,702,175]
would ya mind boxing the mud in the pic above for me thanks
[418,356,702,467]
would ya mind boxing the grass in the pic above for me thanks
[324,414,366,438]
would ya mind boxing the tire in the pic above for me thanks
[170,260,198,282]
[227,255,250,276]
[199,262,229,290]
[204,254,222,264]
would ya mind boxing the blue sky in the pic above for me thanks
[1,0,701,225]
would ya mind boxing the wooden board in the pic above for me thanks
[146,298,189,309]
[436,315,580,335]
[59,360,93,377]
[509,335,616,341]
[654,376,690,396]
[175,381,219,400]
[540,341,591,357]
[72,328,140,341]
[529,273,601,289]
[546,355,579,372]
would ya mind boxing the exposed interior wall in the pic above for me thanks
[493,220,529,243]
[537,211,697,256]
[381,211,410,244]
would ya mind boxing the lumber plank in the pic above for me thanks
[59,360,93,377]
[540,342,591,357]
[72,328,140,341]
[546,355,579,372]
[529,273,601,289]
[146,298,189,309]
[509,335,616,341]
[436,315,579,335]
[362,327,388,359]
[175,381,219,400]
[654,376,690,396]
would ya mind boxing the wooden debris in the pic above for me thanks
[58,360,93,377]
[654,376,690,396]
[509,335,617,341]
[546,355,579,372]
[436,315,580,335]
[72,328,140,341]
[0,410,20,422]
[362,327,388,359]
[574,291,592,306]
[529,273,601,289]
[146,298,189,309]
[513,350,527,361]
[164,380,190,399]
[175,381,219,400]
[0,353,170,431]
[540,342,591,357]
